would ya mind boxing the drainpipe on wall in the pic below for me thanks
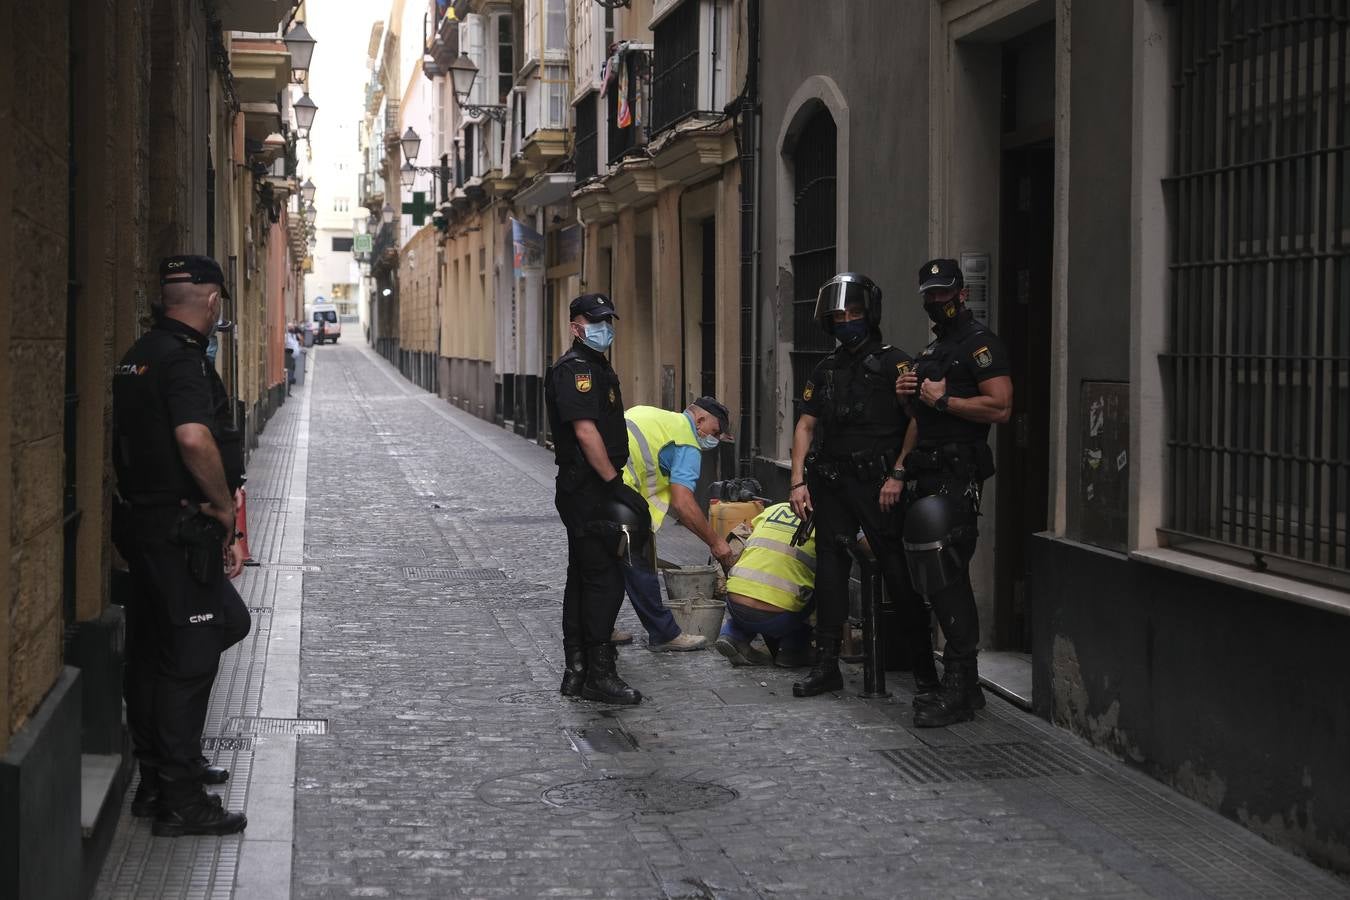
[736,0,762,475]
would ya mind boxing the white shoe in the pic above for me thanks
[649,632,708,652]
[610,629,634,645]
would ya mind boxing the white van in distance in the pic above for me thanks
[310,303,341,344]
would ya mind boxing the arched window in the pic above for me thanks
[790,106,838,410]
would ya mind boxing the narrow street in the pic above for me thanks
[95,345,1350,899]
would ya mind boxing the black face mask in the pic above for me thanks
[924,300,959,326]
[834,319,870,348]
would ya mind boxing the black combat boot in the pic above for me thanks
[792,643,843,697]
[911,648,942,707]
[131,766,161,818]
[195,756,231,785]
[559,646,587,697]
[152,778,247,837]
[581,642,641,705]
[913,663,975,728]
[913,659,984,711]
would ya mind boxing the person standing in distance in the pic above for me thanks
[112,255,251,837]
[787,272,938,698]
[546,293,650,705]
[896,258,1012,727]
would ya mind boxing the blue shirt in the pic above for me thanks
[657,412,703,491]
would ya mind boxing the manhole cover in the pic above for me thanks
[541,776,736,813]
[224,716,329,735]
[878,741,1081,784]
[403,566,507,581]
[201,736,255,751]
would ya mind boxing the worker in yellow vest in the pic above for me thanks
[715,503,817,668]
[620,398,736,651]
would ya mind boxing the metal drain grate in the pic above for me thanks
[403,566,506,581]
[565,726,639,754]
[878,741,1081,784]
[224,716,328,735]
[201,736,255,751]
[262,563,321,572]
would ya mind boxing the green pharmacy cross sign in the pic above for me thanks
[402,192,435,225]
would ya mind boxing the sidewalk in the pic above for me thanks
[96,343,1350,899]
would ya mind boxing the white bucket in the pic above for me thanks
[661,565,725,641]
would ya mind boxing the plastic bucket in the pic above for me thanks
[661,565,725,641]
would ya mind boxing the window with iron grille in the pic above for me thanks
[1163,0,1350,581]
[463,125,476,181]
[608,49,651,164]
[575,92,599,182]
[790,107,838,414]
[651,0,700,133]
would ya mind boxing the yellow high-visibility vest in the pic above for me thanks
[622,406,701,531]
[725,503,816,613]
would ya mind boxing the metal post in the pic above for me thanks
[849,546,889,699]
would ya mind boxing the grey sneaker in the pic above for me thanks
[610,629,634,645]
[714,635,772,666]
[649,632,708,652]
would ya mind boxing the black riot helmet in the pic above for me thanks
[587,494,653,568]
[813,272,883,335]
[901,495,970,597]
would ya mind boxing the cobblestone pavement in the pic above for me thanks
[283,343,1349,900]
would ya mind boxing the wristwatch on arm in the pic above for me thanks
[889,467,906,482]
[934,393,950,413]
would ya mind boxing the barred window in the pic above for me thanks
[790,106,837,415]
[1163,0,1350,581]
[651,0,699,133]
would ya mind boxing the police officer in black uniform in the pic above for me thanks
[896,258,1013,727]
[788,273,938,698]
[546,293,651,705]
[112,255,251,836]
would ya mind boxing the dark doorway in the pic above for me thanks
[994,34,1055,652]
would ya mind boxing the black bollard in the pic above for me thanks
[853,552,890,699]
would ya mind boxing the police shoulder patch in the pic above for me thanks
[973,346,993,368]
[575,372,593,393]
[802,381,814,402]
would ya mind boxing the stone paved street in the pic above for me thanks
[96,343,1350,899]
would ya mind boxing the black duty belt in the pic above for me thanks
[809,446,902,483]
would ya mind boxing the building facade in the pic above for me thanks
[0,1,310,895]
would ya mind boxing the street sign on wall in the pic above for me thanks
[353,233,373,253]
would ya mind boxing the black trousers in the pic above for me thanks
[119,515,250,781]
[554,474,625,650]
[808,469,933,664]
[909,470,981,665]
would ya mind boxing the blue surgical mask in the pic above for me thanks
[206,332,219,364]
[580,321,614,353]
[698,433,720,451]
[835,319,869,348]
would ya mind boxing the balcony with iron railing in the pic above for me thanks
[607,47,652,165]
[650,0,701,134]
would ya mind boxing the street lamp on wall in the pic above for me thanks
[447,54,508,123]
[301,178,316,204]
[401,127,422,164]
[293,93,318,136]
[400,161,416,191]
[382,203,394,225]
[282,21,317,84]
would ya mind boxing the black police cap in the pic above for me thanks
[917,258,963,295]
[160,255,231,298]
[691,396,733,439]
[569,292,619,321]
